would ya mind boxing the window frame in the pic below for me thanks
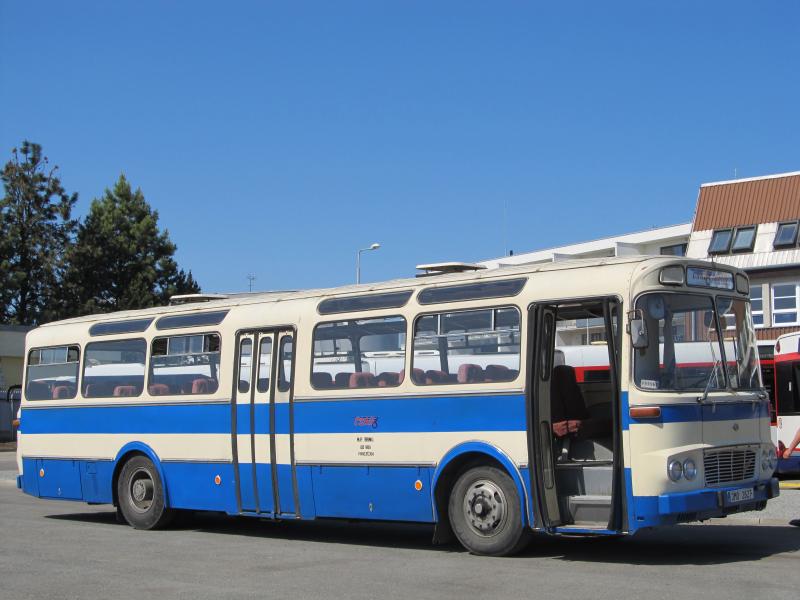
[256,336,273,394]
[278,334,293,392]
[89,318,154,336]
[771,282,800,327]
[310,314,408,391]
[774,221,799,249]
[81,337,148,399]
[147,331,222,397]
[410,304,522,387]
[708,229,734,255]
[155,310,229,331]
[631,291,729,393]
[730,225,757,253]
[417,278,527,305]
[659,243,687,257]
[25,344,81,401]
[749,284,764,328]
[318,290,413,315]
[237,337,254,394]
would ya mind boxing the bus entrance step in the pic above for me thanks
[567,494,611,525]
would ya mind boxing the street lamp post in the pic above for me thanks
[356,243,381,284]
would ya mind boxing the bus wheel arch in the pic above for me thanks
[112,443,169,510]
[432,443,530,547]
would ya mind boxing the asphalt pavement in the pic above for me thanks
[1,451,799,600]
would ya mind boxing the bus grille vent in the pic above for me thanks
[703,448,756,486]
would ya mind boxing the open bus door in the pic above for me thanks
[529,298,623,532]
[529,304,561,528]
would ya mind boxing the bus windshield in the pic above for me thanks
[634,293,726,392]
[719,297,761,390]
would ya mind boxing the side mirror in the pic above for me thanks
[628,309,649,349]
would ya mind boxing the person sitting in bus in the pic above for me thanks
[550,364,612,440]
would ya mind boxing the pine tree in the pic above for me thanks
[0,141,78,325]
[63,174,200,315]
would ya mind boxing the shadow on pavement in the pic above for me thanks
[45,510,800,563]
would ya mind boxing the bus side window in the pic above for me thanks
[25,345,81,400]
[411,307,520,385]
[238,338,253,393]
[311,316,406,390]
[82,339,146,399]
[278,335,293,392]
[149,333,220,396]
[257,337,273,393]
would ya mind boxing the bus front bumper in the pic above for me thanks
[657,478,779,516]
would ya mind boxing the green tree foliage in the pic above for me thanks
[0,141,78,325]
[63,174,200,315]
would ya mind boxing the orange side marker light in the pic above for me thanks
[214,475,222,485]
[629,406,661,419]
[414,480,423,491]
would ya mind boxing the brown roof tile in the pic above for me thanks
[693,172,800,231]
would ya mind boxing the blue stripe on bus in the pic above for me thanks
[22,403,232,435]
[292,395,526,433]
[21,392,767,436]
[623,399,768,430]
[20,395,529,435]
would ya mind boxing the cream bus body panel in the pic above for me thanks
[623,263,774,522]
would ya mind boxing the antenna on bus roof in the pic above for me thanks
[415,262,487,277]
[169,293,230,306]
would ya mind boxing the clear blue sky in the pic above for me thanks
[1,1,798,293]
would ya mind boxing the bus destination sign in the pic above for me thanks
[686,267,734,290]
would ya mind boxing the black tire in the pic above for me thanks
[117,455,174,530]
[448,465,529,556]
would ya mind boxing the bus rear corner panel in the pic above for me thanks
[21,457,114,504]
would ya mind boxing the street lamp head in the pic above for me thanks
[370,243,381,250]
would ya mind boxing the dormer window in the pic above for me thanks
[774,221,799,248]
[708,226,757,255]
[708,229,733,254]
[731,226,757,252]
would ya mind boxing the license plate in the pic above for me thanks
[726,487,754,504]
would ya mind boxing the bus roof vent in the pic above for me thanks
[169,293,229,306]
[415,262,487,277]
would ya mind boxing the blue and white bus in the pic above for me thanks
[15,256,778,556]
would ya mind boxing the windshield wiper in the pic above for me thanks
[698,358,721,406]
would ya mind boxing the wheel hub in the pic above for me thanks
[463,479,507,537]
[128,468,155,513]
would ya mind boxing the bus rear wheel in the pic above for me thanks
[117,455,174,530]
[448,465,529,556]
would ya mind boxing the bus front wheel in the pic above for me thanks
[117,455,174,530]
[448,465,529,556]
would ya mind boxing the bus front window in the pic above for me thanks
[720,297,762,390]
[634,293,725,392]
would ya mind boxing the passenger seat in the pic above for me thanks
[457,364,484,383]
[311,372,334,389]
[349,372,377,388]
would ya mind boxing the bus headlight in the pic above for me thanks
[668,460,683,482]
[683,459,697,481]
